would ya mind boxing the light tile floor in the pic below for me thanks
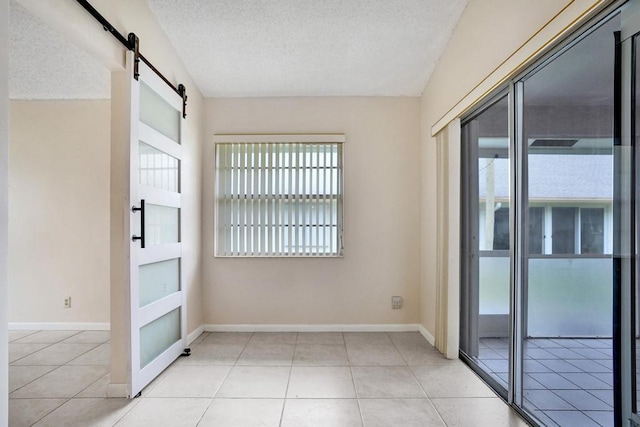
[475,337,626,427]
[8,330,530,426]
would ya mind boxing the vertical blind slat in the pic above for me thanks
[274,143,280,255]
[215,140,343,257]
[301,144,306,256]
[329,144,334,256]
[215,144,222,254]
[247,143,253,255]
[227,144,233,254]
[315,144,319,256]
[244,143,250,256]
[238,143,245,255]
[294,144,298,255]
[251,143,258,255]
[235,143,240,255]
[229,144,235,254]
[294,143,298,256]
[298,144,303,255]
[234,143,239,255]
[260,144,271,255]
[232,143,237,255]
[215,144,221,254]
[227,143,233,255]
[322,144,327,257]
[254,143,259,253]
[226,144,232,255]
[337,144,343,257]
[289,144,294,256]
[219,143,226,256]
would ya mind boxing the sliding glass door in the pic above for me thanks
[460,95,511,397]
[517,15,617,426]
[460,4,640,426]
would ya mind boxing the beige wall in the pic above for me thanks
[203,97,421,326]
[420,0,607,337]
[8,100,110,324]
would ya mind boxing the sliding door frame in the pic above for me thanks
[618,6,640,423]
[459,89,511,401]
[509,79,524,409]
[459,114,480,359]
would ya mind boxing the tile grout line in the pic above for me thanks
[194,336,235,427]
[278,332,298,427]
[28,397,72,426]
[63,342,107,367]
[234,331,253,366]
[7,329,39,343]
[580,409,611,427]
[8,365,61,396]
[9,341,57,365]
[388,332,452,427]
[109,398,141,427]
[231,331,253,367]
[8,330,76,426]
[348,333,366,427]
[583,389,615,409]
[9,331,102,397]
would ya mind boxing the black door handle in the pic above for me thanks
[132,199,145,248]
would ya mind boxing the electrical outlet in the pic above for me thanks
[392,296,403,309]
[64,297,71,309]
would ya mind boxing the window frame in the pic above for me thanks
[213,134,345,258]
[479,202,612,257]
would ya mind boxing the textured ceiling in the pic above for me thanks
[9,0,467,99]
[146,0,468,97]
[9,0,110,100]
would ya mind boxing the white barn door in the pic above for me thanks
[127,51,186,397]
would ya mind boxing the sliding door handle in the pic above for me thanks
[132,199,145,248]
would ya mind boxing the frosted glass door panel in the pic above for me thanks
[139,259,180,307]
[145,204,179,245]
[139,142,179,192]
[140,308,181,369]
[139,82,180,143]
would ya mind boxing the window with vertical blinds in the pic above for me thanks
[214,134,344,257]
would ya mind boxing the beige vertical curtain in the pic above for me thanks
[435,119,461,359]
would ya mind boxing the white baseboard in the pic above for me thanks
[204,324,421,333]
[419,324,436,346]
[9,322,110,331]
[187,324,205,345]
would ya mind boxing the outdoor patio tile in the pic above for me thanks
[545,410,600,427]
[554,389,610,411]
